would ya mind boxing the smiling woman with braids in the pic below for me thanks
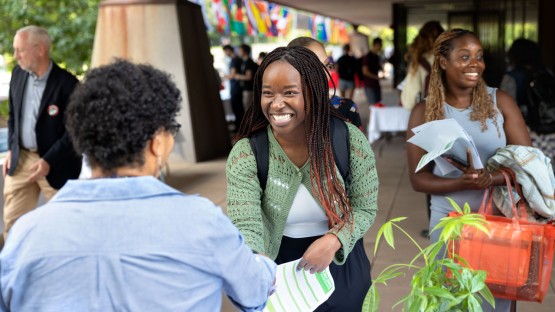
[406,29,531,312]
[226,46,378,311]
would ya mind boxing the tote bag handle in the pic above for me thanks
[478,170,522,230]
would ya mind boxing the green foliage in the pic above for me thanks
[363,198,495,312]
[0,100,8,125]
[0,0,101,75]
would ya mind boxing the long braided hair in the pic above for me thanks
[406,21,444,74]
[237,46,352,231]
[425,28,498,132]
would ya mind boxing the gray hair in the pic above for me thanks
[16,25,51,50]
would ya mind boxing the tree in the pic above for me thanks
[0,0,101,75]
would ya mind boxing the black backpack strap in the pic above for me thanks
[330,117,351,194]
[250,118,351,193]
[249,129,269,191]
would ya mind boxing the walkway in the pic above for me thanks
[165,83,555,311]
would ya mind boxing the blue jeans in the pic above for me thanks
[364,87,381,105]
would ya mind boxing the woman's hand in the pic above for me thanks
[443,148,492,190]
[296,234,341,274]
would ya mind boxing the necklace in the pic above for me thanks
[447,103,471,112]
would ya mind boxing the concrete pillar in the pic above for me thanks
[91,0,230,163]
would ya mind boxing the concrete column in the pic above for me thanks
[91,0,230,163]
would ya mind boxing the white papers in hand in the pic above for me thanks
[263,259,335,312]
[408,119,483,174]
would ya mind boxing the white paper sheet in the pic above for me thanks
[263,259,335,312]
[407,119,483,174]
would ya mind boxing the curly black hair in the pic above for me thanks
[66,59,181,173]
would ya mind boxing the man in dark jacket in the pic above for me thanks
[2,26,81,245]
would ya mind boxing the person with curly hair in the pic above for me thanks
[226,46,378,311]
[400,21,444,237]
[400,20,444,110]
[0,60,276,311]
[406,29,531,312]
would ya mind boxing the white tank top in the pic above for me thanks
[283,184,329,238]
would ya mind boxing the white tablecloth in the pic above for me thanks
[367,106,411,143]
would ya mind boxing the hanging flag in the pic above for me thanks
[253,1,271,36]
[244,0,259,35]
[211,0,230,35]
[267,2,280,37]
[324,17,332,43]
[231,0,246,35]
[313,15,327,42]
[276,7,292,37]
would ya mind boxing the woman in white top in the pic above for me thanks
[401,21,444,110]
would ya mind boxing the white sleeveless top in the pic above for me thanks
[283,184,328,238]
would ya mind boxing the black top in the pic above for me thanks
[336,54,358,81]
[239,58,258,91]
[229,56,242,91]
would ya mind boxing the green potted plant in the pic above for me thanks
[363,198,496,312]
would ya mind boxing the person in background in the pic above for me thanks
[226,46,378,311]
[399,20,445,238]
[500,38,555,169]
[223,44,244,131]
[210,53,223,92]
[348,24,370,60]
[288,37,362,130]
[336,44,358,100]
[235,44,258,112]
[257,51,267,65]
[406,29,531,312]
[362,38,383,105]
[400,21,444,110]
[2,26,81,247]
[0,60,276,311]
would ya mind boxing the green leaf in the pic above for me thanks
[423,287,456,300]
[374,221,393,255]
[361,285,379,312]
[459,269,474,290]
[390,216,408,223]
[425,242,444,262]
[470,271,487,292]
[392,294,410,310]
[373,266,405,284]
[463,202,472,214]
[467,293,481,312]
[478,285,496,309]
[383,222,396,249]
[470,222,490,235]
[446,197,462,213]
[419,295,429,311]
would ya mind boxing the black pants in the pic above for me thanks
[230,87,244,131]
[275,236,371,312]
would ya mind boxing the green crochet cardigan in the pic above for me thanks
[226,122,379,264]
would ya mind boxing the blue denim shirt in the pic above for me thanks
[0,177,276,312]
